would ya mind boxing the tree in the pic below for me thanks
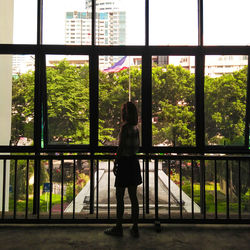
[205,67,247,145]
[11,61,247,148]
[99,66,142,145]
[152,65,195,146]
[11,71,35,145]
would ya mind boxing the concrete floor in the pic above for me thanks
[0,224,249,250]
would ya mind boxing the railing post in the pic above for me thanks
[89,153,95,214]
[33,153,41,216]
[145,154,150,214]
[200,158,205,217]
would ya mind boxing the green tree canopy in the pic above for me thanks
[11,61,247,147]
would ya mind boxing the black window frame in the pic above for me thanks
[0,0,250,154]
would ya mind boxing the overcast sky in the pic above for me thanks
[13,0,250,45]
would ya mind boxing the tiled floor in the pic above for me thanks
[0,224,249,250]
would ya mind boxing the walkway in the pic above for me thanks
[0,224,249,249]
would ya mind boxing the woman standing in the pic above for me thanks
[105,101,142,237]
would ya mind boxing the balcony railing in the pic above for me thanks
[0,153,249,224]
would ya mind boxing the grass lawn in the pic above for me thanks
[9,193,67,213]
[182,182,249,214]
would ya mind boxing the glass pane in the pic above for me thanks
[149,0,198,45]
[205,55,248,146]
[43,0,90,45]
[204,0,250,45]
[0,55,35,146]
[99,55,142,146]
[46,55,89,145]
[152,56,196,147]
[95,0,145,45]
[0,0,37,44]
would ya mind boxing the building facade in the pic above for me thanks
[65,0,126,68]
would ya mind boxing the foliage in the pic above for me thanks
[10,61,250,203]
[11,61,248,148]
[204,67,247,145]
[152,65,195,146]
[11,71,34,145]
[65,172,89,203]
[8,193,66,212]
[9,156,49,200]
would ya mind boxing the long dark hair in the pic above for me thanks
[121,101,138,125]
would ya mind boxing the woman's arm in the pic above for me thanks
[116,124,127,159]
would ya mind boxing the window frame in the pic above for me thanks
[0,0,250,154]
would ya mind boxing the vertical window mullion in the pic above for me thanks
[42,53,48,148]
[145,0,149,46]
[37,0,43,45]
[198,0,203,46]
[89,52,99,148]
[195,53,205,152]
[92,0,96,46]
[244,56,250,147]
[89,0,98,149]
[142,52,152,151]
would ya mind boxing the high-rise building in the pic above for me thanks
[65,0,126,69]
[85,0,120,12]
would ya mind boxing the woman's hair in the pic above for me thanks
[121,101,138,125]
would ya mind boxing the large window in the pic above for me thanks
[204,0,250,45]
[0,0,37,44]
[43,0,89,45]
[152,56,196,147]
[98,56,142,146]
[149,0,198,45]
[0,54,35,146]
[205,55,248,146]
[46,55,90,145]
[0,0,250,152]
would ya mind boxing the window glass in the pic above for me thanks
[0,55,35,146]
[204,55,248,145]
[149,0,198,45]
[0,0,37,44]
[99,56,142,146]
[152,56,196,146]
[46,55,89,145]
[43,0,90,45]
[95,0,145,45]
[204,0,250,45]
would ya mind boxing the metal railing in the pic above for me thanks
[0,153,249,224]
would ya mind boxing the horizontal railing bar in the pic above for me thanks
[1,145,250,154]
[1,154,250,161]
[0,219,250,224]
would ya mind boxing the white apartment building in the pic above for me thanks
[85,0,120,12]
[65,0,126,69]
[166,55,248,77]
[12,55,35,76]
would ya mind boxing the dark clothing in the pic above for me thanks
[115,156,142,187]
[117,123,139,158]
[116,186,139,226]
[114,119,141,227]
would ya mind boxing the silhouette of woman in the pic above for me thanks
[104,101,142,237]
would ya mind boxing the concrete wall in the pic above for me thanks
[0,0,14,211]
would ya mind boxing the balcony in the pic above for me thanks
[0,153,249,224]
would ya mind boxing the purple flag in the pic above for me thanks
[103,56,128,73]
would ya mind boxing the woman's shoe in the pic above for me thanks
[130,226,139,238]
[104,226,123,237]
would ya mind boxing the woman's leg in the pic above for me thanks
[128,185,139,226]
[116,186,126,227]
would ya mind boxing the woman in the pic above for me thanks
[105,101,142,237]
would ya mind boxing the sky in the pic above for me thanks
[12,0,250,45]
